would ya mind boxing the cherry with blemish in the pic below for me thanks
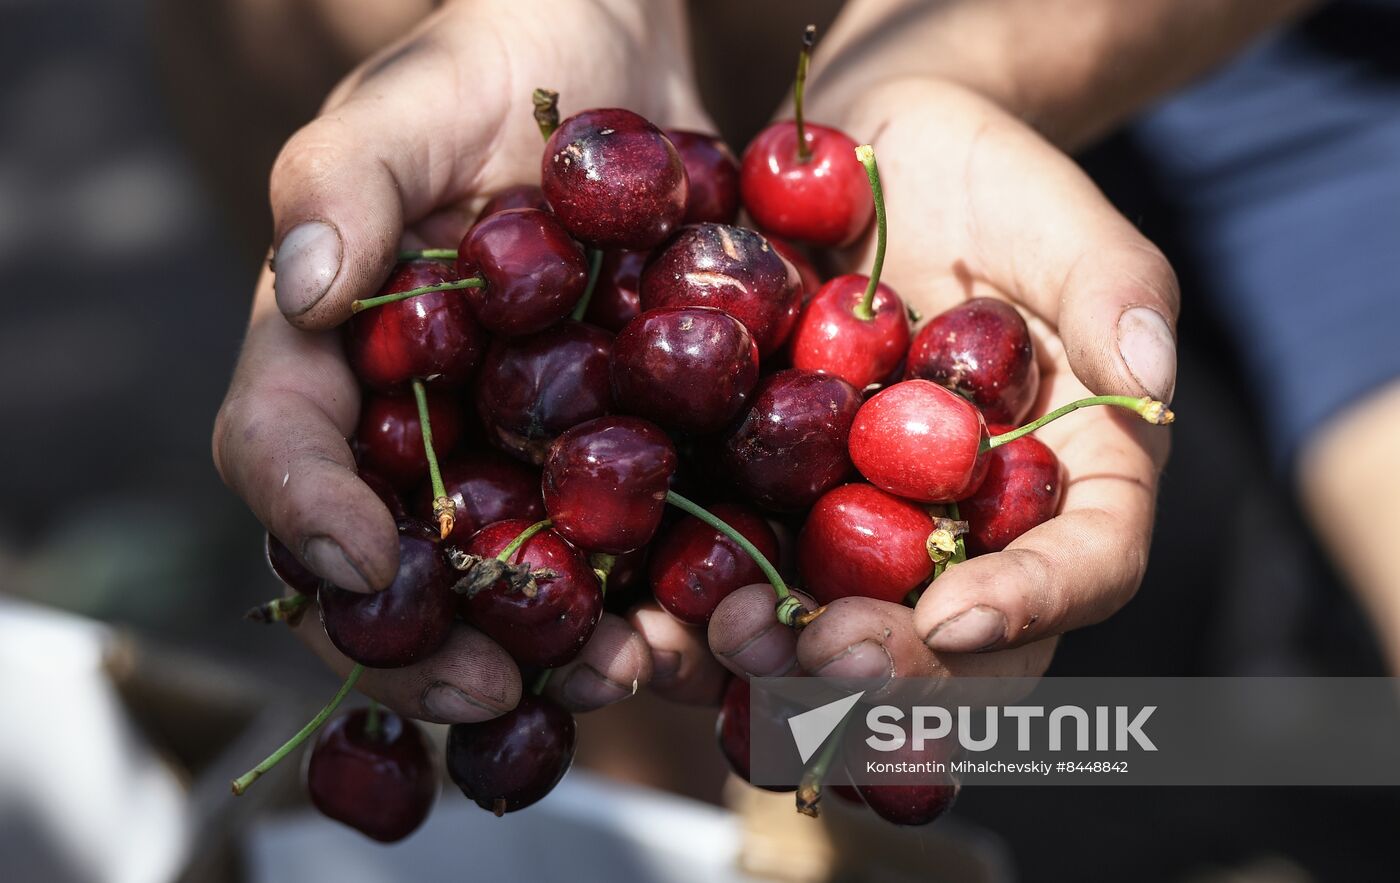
[650,502,779,625]
[905,297,1040,425]
[446,694,576,815]
[798,483,936,605]
[305,707,438,842]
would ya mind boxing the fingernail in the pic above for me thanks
[651,649,682,685]
[302,536,373,593]
[561,665,633,709]
[814,640,893,686]
[926,606,1008,653]
[422,682,500,723]
[273,221,341,317]
[721,623,797,677]
[1116,306,1176,402]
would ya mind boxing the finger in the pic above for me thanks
[629,603,728,705]
[294,613,522,723]
[214,268,399,591]
[707,584,817,679]
[541,613,653,712]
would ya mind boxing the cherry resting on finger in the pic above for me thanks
[799,483,936,604]
[905,297,1040,424]
[958,428,1062,555]
[446,694,576,815]
[305,707,437,842]
[649,502,779,625]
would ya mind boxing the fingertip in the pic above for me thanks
[628,604,728,705]
[708,584,812,678]
[545,614,652,712]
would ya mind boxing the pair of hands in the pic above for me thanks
[213,0,1178,723]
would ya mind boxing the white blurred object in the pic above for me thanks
[0,598,189,883]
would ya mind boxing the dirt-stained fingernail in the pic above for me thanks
[302,536,373,593]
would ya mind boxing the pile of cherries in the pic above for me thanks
[233,27,1171,841]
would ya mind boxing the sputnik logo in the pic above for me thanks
[786,691,865,763]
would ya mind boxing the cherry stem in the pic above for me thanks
[793,24,816,163]
[665,490,803,628]
[496,519,553,563]
[411,379,455,539]
[570,248,605,321]
[397,248,457,262]
[534,88,561,140]
[797,713,849,817]
[531,668,554,695]
[589,552,617,598]
[231,664,364,795]
[365,699,382,740]
[930,502,967,581]
[244,593,311,624]
[351,277,484,314]
[983,395,1174,451]
[853,144,887,321]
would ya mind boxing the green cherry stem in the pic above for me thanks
[570,248,605,321]
[796,713,851,817]
[496,519,553,563]
[793,24,816,163]
[852,144,887,321]
[351,277,484,314]
[531,668,554,695]
[533,88,561,140]
[231,664,364,795]
[411,379,455,539]
[365,699,382,740]
[244,593,312,624]
[396,248,458,262]
[589,552,618,598]
[983,395,1175,452]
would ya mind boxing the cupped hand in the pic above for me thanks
[213,0,706,721]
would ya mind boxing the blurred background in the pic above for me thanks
[2,0,1398,881]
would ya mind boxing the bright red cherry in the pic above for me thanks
[905,297,1040,425]
[460,519,602,668]
[355,390,463,489]
[798,483,936,605]
[611,307,759,435]
[740,122,871,249]
[789,274,910,390]
[542,108,688,249]
[474,321,613,464]
[639,223,802,356]
[475,184,549,222]
[446,694,576,815]
[542,416,678,554]
[666,129,740,225]
[849,380,991,503]
[455,208,588,335]
[582,249,648,332]
[318,521,456,668]
[766,235,822,299]
[722,369,860,511]
[420,451,545,546]
[958,428,1062,555]
[716,677,794,792]
[305,708,438,842]
[649,503,778,625]
[346,261,485,392]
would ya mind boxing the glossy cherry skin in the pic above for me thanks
[611,307,760,435]
[420,451,544,546]
[798,483,936,605]
[355,390,464,489]
[905,297,1040,424]
[848,732,959,826]
[456,208,588,335]
[849,380,991,503]
[716,677,794,792]
[740,121,872,248]
[722,369,860,511]
[305,708,438,842]
[475,184,550,222]
[649,503,779,625]
[959,428,1062,555]
[461,519,602,668]
[789,274,910,391]
[766,235,822,299]
[266,532,319,594]
[346,261,485,391]
[318,521,457,668]
[542,108,688,249]
[446,694,576,814]
[665,129,740,224]
[583,249,648,332]
[474,321,613,464]
[639,223,802,357]
[542,416,678,554]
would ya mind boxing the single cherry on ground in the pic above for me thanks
[958,428,1062,555]
[446,694,577,815]
[798,483,937,605]
[306,707,438,843]
[650,502,779,625]
[456,207,589,335]
[666,129,740,225]
[905,297,1040,424]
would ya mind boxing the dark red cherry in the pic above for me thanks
[766,235,822,300]
[649,503,778,625]
[716,677,793,792]
[582,249,648,332]
[446,694,576,815]
[600,546,650,615]
[542,108,688,249]
[639,223,802,357]
[460,519,602,668]
[455,208,588,335]
[611,307,759,435]
[346,261,485,391]
[905,297,1040,424]
[789,274,910,390]
[798,484,935,605]
[318,521,456,668]
[475,184,550,222]
[474,321,613,464]
[959,428,1062,555]
[740,121,872,248]
[722,369,860,511]
[360,469,408,518]
[266,532,319,595]
[356,390,464,489]
[665,129,740,225]
[849,380,990,503]
[847,730,959,826]
[305,708,437,842]
[419,450,544,546]
[542,416,678,554]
